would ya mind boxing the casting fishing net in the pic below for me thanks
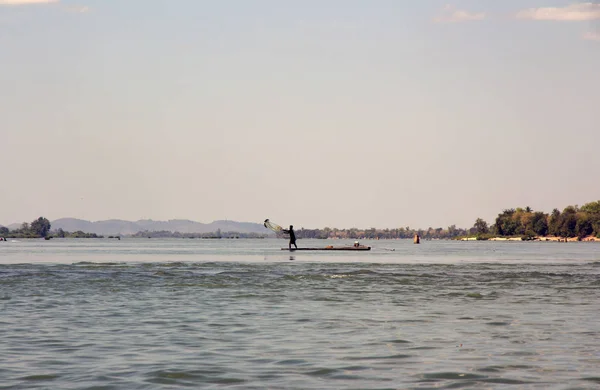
[264,219,289,237]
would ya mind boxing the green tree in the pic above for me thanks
[575,214,593,238]
[473,218,489,235]
[531,212,548,236]
[559,207,578,238]
[30,217,51,238]
[548,209,561,236]
[0,226,9,236]
[447,225,458,237]
[580,201,600,237]
[580,200,600,215]
[495,209,516,236]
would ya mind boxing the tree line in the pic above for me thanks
[484,200,600,239]
[0,219,266,239]
[3,201,599,241]
[0,217,102,239]
[1,217,53,238]
[292,226,469,240]
[291,200,600,240]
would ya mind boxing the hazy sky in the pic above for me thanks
[1,0,599,229]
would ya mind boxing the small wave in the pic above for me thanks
[196,283,230,288]
[153,270,175,276]
[282,269,382,280]
[343,353,413,361]
[480,378,534,384]
[417,273,445,278]
[421,372,487,380]
[477,364,537,373]
[582,377,600,383]
[155,262,189,268]
[146,370,246,386]
[149,370,206,380]
[312,297,344,302]
[306,368,339,377]
[72,262,126,267]
[19,373,60,381]
[466,293,483,299]
[386,339,412,344]
[501,351,539,357]
[346,269,379,275]
[216,271,253,278]
[486,321,511,326]
[282,274,344,282]
[276,359,309,365]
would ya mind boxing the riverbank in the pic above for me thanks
[460,235,600,242]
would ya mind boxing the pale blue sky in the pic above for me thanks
[1,0,598,229]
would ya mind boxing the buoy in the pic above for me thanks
[414,234,420,244]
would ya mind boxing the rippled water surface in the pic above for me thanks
[1,239,600,389]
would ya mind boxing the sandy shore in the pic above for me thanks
[463,236,600,242]
[535,236,600,242]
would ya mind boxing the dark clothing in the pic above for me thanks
[283,228,297,249]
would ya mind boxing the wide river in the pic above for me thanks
[1,238,600,389]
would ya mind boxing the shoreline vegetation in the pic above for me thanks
[1,200,599,242]
[0,218,268,240]
[279,200,600,243]
[454,200,600,242]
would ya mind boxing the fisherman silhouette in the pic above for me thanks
[282,225,297,250]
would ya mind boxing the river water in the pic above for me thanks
[1,238,600,389]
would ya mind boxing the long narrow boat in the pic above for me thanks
[281,246,371,251]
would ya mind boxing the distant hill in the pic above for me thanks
[47,218,271,236]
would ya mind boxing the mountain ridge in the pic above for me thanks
[7,218,270,236]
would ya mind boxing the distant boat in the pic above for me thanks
[282,246,371,251]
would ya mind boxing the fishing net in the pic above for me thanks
[264,219,283,232]
[264,219,289,237]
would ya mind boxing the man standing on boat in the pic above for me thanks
[283,225,298,250]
